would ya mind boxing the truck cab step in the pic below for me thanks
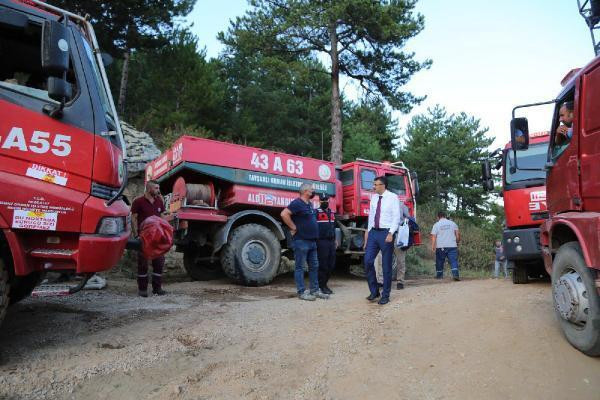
[31,284,71,297]
[29,248,78,260]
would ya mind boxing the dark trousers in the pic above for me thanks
[364,229,394,298]
[137,252,165,291]
[435,247,459,278]
[317,239,336,288]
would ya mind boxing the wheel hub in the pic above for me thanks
[554,270,589,325]
[242,240,268,272]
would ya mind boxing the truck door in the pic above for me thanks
[579,64,600,210]
[546,90,581,213]
[0,15,94,232]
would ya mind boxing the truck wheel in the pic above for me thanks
[221,224,281,286]
[9,272,42,304]
[512,262,528,284]
[552,242,600,356]
[183,248,222,281]
[0,258,9,326]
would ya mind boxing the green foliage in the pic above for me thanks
[218,49,332,157]
[399,105,494,215]
[342,99,397,162]
[49,0,196,56]
[125,30,227,141]
[219,0,431,162]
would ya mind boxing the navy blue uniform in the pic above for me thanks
[316,207,336,290]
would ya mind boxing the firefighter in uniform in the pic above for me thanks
[316,194,336,295]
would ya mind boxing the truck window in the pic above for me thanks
[505,142,548,187]
[550,96,575,161]
[340,170,354,186]
[360,168,377,190]
[81,38,115,126]
[0,22,78,107]
[386,174,407,195]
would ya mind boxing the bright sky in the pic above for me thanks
[189,0,595,151]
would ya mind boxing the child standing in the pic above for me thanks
[493,240,508,278]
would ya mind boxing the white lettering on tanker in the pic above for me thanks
[26,164,68,186]
[529,190,547,211]
[0,196,74,215]
[247,193,296,207]
[12,209,58,231]
[250,152,304,176]
[247,173,328,192]
[0,127,72,157]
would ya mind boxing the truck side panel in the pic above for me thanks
[580,64,600,210]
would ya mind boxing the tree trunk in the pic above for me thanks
[329,22,342,165]
[118,49,130,115]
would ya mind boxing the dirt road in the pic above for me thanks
[0,274,598,400]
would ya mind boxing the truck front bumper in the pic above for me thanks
[503,227,542,261]
[77,231,129,273]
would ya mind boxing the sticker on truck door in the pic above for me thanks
[12,209,58,230]
[25,164,68,186]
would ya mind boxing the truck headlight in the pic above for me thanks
[513,236,520,244]
[516,245,523,252]
[97,217,125,235]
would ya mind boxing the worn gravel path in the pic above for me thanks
[0,274,598,399]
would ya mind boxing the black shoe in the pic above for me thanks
[138,290,148,298]
[396,282,404,290]
[453,276,461,281]
[152,288,167,296]
[378,297,389,305]
[321,286,333,295]
[366,293,380,301]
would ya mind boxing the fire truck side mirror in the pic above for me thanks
[410,171,420,198]
[510,117,529,151]
[47,77,72,102]
[101,53,114,67]
[484,179,494,192]
[481,160,492,181]
[41,20,69,77]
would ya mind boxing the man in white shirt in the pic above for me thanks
[430,211,460,281]
[363,176,400,305]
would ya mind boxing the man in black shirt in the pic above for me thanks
[316,194,336,295]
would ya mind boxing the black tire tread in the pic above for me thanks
[221,223,280,286]
[183,250,222,281]
[512,263,528,284]
[552,241,600,356]
[0,258,10,327]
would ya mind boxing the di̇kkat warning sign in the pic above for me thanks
[12,209,58,230]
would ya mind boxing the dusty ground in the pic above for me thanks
[0,273,598,400]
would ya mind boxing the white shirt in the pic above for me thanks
[431,218,458,248]
[367,190,400,234]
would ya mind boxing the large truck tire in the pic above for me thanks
[512,262,529,284]
[0,258,9,326]
[9,271,42,304]
[183,248,223,281]
[221,224,281,287]
[552,242,600,357]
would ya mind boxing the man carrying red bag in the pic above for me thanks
[131,180,171,297]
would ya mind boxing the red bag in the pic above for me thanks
[139,216,174,259]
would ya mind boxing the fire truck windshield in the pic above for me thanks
[504,142,548,189]
[81,38,114,124]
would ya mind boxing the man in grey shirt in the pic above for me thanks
[431,211,460,281]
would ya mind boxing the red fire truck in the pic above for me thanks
[146,136,419,286]
[507,0,600,356]
[483,132,550,283]
[0,0,130,324]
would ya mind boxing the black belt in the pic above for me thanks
[371,228,389,232]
